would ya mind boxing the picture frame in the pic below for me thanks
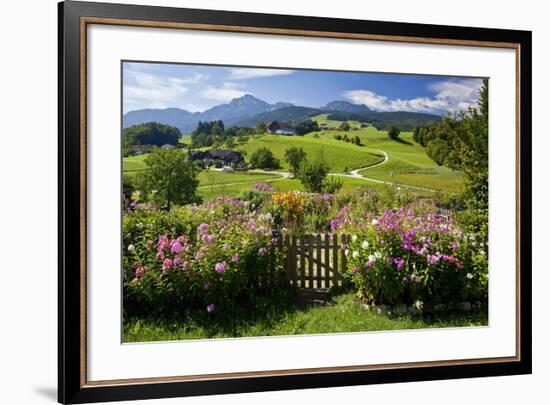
[58,1,532,403]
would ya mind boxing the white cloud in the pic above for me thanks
[343,78,483,114]
[228,68,294,80]
[123,70,205,113]
[201,82,252,102]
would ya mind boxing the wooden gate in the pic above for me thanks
[281,234,349,289]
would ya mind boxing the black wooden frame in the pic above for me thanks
[59,1,532,403]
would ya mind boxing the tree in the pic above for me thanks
[256,122,267,133]
[249,147,280,169]
[123,122,181,149]
[298,153,330,193]
[353,135,361,146]
[284,147,307,177]
[388,125,401,140]
[135,147,200,209]
[295,120,319,135]
[339,122,350,131]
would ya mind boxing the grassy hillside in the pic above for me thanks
[237,133,384,172]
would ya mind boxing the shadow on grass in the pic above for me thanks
[392,137,413,145]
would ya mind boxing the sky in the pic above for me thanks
[122,61,485,115]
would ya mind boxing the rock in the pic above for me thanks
[394,303,408,315]
[457,301,472,312]
[361,303,371,311]
[434,304,447,312]
[408,305,422,315]
[377,304,391,315]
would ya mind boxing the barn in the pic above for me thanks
[266,121,296,135]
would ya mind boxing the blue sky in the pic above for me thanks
[123,61,484,115]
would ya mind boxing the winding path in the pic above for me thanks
[207,149,438,193]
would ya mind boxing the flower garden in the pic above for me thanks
[123,183,488,341]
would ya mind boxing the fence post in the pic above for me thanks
[332,234,339,288]
[316,234,322,289]
[324,234,331,289]
[300,234,306,288]
[291,235,297,287]
[308,235,314,288]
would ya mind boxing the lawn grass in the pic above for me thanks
[237,133,384,172]
[123,291,487,342]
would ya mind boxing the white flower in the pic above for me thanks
[479,250,486,256]
[351,235,358,242]
[352,251,360,259]
[371,219,378,226]
[368,254,376,262]
[127,244,135,252]
[345,249,350,256]
[466,273,474,279]
[361,240,370,250]
[414,300,424,310]
[374,251,382,260]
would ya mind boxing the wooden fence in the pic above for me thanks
[278,234,349,289]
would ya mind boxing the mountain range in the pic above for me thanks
[123,94,440,133]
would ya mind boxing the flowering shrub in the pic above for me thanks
[270,191,306,229]
[336,204,487,306]
[251,182,275,192]
[123,196,284,315]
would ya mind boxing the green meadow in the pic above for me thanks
[123,119,462,199]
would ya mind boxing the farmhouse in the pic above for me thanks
[266,121,296,135]
[189,149,243,167]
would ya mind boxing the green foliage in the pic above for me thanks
[353,135,361,145]
[256,121,267,133]
[326,111,440,131]
[284,147,307,176]
[414,80,489,208]
[333,134,342,140]
[295,119,319,135]
[387,125,401,140]
[191,120,225,148]
[298,153,330,193]
[123,122,181,149]
[249,147,280,169]
[339,122,351,131]
[323,176,344,194]
[135,147,200,209]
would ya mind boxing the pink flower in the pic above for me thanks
[215,261,227,273]
[162,258,173,271]
[156,251,165,261]
[206,304,215,313]
[258,247,268,255]
[182,261,190,271]
[365,260,373,269]
[170,242,183,254]
[203,281,210,290]
[173,256,184,266]
[353,266,360,274]
[223,243,229,250]
[231,254,240,263]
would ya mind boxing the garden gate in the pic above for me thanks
[281,234,350,289]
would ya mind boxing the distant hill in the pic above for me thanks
[123,95,442,133]
[325,111,441,131]
[123,95,295,132]
[234,106,323,127]
[323,100,372,114]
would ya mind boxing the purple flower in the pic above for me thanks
[203,281,210,290]
[206,304,215,313]
[223,243,229,250]
[170,242,183,254]
[394,257,405,270]
[353,266,360,274]
[182,261,190,271]
[201,234,215,243]
[215,261,227,274]
[330,219,340,231]
[365,260,373,269]
[156,251,165,261]
[173,256,184,266]
[231,254,240,263]
[258,247,268,255]
[340,243,347,251]
[251,182,275,192]
[198,223,209,235]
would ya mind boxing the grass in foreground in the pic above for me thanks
[123,292,487,343]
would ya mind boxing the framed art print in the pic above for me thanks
[58,1,532,403]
